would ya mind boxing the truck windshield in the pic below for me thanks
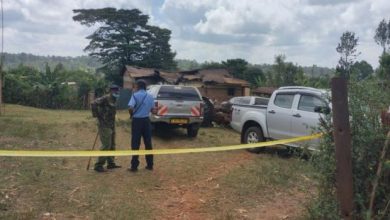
[157,86,201,101]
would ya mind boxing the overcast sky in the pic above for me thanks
[3,0,390,68]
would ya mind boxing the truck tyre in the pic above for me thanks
[187,124,199,137]
[244,126,265,153]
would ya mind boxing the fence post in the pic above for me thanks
[331,77,354,219]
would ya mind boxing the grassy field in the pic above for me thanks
[0,105,317,219]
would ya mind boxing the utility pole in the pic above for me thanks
[0,0,4,116]
[331,77,354,219]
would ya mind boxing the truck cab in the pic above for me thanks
[230,86,330,150]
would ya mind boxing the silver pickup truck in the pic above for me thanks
[230,86,330,151]
[148,85,204,137]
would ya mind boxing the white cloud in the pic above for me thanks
[3,0,390,68]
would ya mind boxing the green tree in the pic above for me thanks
[374,19,388,53]
[378,52,390,81]
[222,58,248,79]
[201,61,225,69]
[336,31,360,78]
[243,66,264,86]
[351,60,374,80]
[73,8,177,85]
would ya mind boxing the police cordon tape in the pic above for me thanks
[0,133,323,157]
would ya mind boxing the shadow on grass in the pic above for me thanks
[247,146,312,160]
[152,124,190,140]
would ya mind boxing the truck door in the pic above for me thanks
[267,93,297,140]
[291,94,328,148]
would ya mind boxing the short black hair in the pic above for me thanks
[136,80,146,90]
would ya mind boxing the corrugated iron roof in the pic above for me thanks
[125,66,156,78]
[223,77,250,86]
[159,71,180,84]
[123,66,250,86]
[183,75,202,81]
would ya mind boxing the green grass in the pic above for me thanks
[0,104,317,219]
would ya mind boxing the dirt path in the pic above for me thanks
[152,151,255,220]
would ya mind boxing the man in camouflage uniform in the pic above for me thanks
[91,85,122,172]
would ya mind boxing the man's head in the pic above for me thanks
[109,84,120,99]
[135,80,147,91]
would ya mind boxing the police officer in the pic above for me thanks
[128,80,155,172]
[91,84,122,172]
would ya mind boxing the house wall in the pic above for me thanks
[198,85,247,103]
[243,87,250,96]
[123,72,134,90]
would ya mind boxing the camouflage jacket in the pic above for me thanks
[92,94,116,128]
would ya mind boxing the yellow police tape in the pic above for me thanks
[0,133,323,157]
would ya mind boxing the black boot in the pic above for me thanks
[94,166,106,173]
[107,163,122,169]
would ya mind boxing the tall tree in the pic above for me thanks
[336,31,360,78]
[243,66,264,86]
[374,19,388,53]
[222,58,248,79]
[73,8,177,85]
[378,52,390,81]
[351,60,373,80]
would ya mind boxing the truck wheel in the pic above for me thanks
[187,124,199,137]
[244,126,265,153]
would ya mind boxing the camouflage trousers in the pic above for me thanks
[94,126,116,168]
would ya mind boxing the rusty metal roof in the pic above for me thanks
[159,71,180,84]
[124,66,157,78]
[223,77,250,86]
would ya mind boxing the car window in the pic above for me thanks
[235,97,251,105]
[298,95,327,112]
[274,94,295,109]
[254,97,268,105]
[157,86,201,101]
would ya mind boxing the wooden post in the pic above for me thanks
[331,77,354,219]
[0,70,2,115]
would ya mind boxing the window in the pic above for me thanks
[157,86,201,101]
[298,95,327,112]
[227,88,235,96]
[235,97,251,105]
[254,97,269,105]
[274,94,295,109]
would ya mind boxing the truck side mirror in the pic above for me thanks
[314,106,331,114]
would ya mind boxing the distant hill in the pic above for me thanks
[176,59,334,77]
[3,53,334,77]
[3,53,102,72]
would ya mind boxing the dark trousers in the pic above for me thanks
[131,117,153,168]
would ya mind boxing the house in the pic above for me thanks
[121,66,250,104]
[122,66,178,90]
[178,69,250,103]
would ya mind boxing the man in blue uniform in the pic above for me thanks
[128,80,155,172]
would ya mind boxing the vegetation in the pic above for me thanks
[73,8,177,85]
[3,53,102,72]
[3,63,105,109]
[308,23,390,219]
[336,31,360,78]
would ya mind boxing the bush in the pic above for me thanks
[3,64,105,109]
[308,78,390,219]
